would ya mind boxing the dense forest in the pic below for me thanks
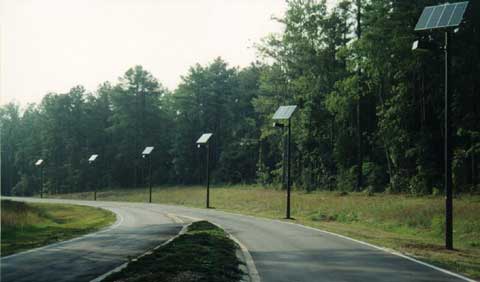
[1,0,479,196]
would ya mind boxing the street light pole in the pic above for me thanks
[286,118,292,219]
[196,133,213,209]
[88,154,99,201]
[92,162,97,201]
[149,154,152,203]
[40,165,44,198]
[272,105,297,219]
[35,159,44,198]
[206,143,210,209]
[444,31,453,250]
[413,1,469,250]
[141,146,155,203]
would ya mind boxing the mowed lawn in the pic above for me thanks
[53,186,480,279]
[1,200,116,256]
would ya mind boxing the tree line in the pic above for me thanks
[2,0,479,196]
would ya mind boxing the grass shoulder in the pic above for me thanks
[1,199,116,256]
[104,220,243,282]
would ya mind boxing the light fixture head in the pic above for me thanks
[412,39,437,53]
[273,122,285,128]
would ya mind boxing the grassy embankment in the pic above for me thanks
[53,185,480,279]
[0,200,116,256]
[104,220,242,282]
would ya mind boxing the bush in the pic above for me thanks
[12,175,34,196]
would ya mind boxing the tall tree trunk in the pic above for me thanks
[378,78,396,191]
[356,0,363,191]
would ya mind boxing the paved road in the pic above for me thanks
[1,197,474,282]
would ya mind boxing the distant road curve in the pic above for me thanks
[0,197,475,282]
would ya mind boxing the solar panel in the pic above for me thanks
[415,2,469,31]
[88,154,98,162]
[196,133,213,144]
[415,6,434,31]
[35,159,43,166]
[142,146,154,155]
[449,2,468,27]
[272,105,297,120]
[437,4,456,28]
[425,5,445,29]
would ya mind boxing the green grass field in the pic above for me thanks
[52,185,480,279]
[104,221,242,282]
[0,200,116,256]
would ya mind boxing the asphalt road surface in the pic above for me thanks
[1,197,474,282]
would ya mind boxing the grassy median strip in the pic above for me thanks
[0,200,116,256]
[104,220,243,282]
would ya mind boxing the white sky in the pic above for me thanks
[0,0,290,106]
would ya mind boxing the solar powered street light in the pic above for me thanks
[196,133,213,208]
[272,105,297,219]
[35,159,44,198]
[142,146,154,203]
[413,1,469,250]
[88,154,99,200]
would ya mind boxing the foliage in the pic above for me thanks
[1,1,479,195]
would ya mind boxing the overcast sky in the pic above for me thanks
[1,0,292,106]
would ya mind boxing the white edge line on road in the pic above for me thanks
[275,220,477,282]
[227,230,262,282]
[0,206,124,261]
[90,220,192,282]
[179,214,261,282]
[207,208,476,282]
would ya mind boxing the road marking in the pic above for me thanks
[277,220,477,282]
[228,231,262,282]
[188,217,261,282]
[165,213,185,224]
[177,214,203,222]
[90,222,191,282]
[1,206,124,261]
[201,209,476,282]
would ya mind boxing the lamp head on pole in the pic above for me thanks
[88,154,98,164]
[196,133,213,148]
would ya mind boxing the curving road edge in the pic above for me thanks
[178,214,261,282]
[90,220,193,282]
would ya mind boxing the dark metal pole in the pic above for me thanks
[40,165,43,198]
[149,155,152,203]
[283,129,287,189]
[445,31,453,250]
[92,163,97,201]
[206,144,210,209]
[286,118,291,219]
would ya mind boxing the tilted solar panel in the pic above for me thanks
[415,2,468,31]
[272,105,297,120]
[142,146,154,155]
[196,133,213,144]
